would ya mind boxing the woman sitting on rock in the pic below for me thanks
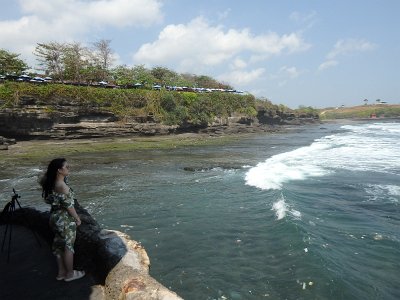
[40,158,85,282]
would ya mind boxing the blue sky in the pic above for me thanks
[0,0,399,108]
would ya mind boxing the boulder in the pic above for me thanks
[0,135,16,150]
[0,201,182,300]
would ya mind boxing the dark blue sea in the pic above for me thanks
[1,121,399,299]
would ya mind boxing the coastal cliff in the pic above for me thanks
[0,95,317,140]
[0,82,319,141]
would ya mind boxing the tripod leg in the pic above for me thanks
[1,203,11,252]
[7,219,12,263]
[0,203,14,262]
[1,223,10,252]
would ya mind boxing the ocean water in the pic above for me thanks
[1,121,399,299]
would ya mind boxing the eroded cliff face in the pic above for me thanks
[0,95,177,139]
[0,95,319,140]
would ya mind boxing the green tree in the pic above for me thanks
[195,75,216,88]
[63,42,88,82]
[296,105,319,116]
[172,73,195,87]
[178,73,197,87]
[92,39,114,81]
[0,49,28,75]
[112,65,135,86]
[132,65,156,85]
[34,42,66,81]
[150,66,178,85]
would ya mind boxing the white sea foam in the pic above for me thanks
[272,198,288,220]
[387,185,400,196]
[364,184,400,203]
[246,122,400,191]
[290,210,302,219]
[270,194,301,220]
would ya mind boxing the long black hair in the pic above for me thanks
[40,158,66,199]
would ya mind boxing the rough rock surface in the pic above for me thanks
[0,136,16,150]
[0,95,319,140]
[0,201,182,300]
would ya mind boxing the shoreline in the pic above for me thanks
[4,117,396,165]
[0,130,277,165]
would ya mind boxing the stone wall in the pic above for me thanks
[0,201,183,300]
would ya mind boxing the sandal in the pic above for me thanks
[64,270,85,282]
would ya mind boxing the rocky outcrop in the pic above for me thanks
[0,102,177,140]
[101,230,182,300]
[0,136,16,150]
[0,95,319,140]
[0,201,182,300]
[256,108,319,125]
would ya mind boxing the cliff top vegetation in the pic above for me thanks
[0,81,298,127]
[1,42,308,127]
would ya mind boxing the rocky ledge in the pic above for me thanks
[0,201,182,300]
[0,95,319,140]
[0,136,16,150]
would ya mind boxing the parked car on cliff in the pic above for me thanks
[17,74,31,82]
[30,77,46,83]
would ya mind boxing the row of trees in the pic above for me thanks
[1,40,232,90]
[112,65,232,90]
[34,39,113,83]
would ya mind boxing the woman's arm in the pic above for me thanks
[67,207,81,226]
[55,181,81,225]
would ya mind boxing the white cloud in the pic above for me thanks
[327,38,377,59]
[230,58,247,69]
[19,0,163,28]
[132,17,310,72]
[318,38,376,72]
[0,0,163,65]
[289,11,317,31]
[269,65,302,85]
[217,68,265,86]
[318,60,338,71]
[0,16,53,65]
[290,11,317,23]
[279,66,300,79]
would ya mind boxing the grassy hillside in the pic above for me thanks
[319,104,400,119]
[0,82,261,126]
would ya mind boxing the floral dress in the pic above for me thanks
[46,190,77,256]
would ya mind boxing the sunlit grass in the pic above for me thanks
[319,104,400,119]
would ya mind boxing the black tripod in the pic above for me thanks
[1,189,41,263]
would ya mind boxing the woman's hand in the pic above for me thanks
[75,218,82,226]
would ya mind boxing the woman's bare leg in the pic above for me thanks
[56,255,67,278]
[63,247,74,277]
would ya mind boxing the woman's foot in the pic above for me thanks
[64,270,85,282]
[56,274,66,280]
